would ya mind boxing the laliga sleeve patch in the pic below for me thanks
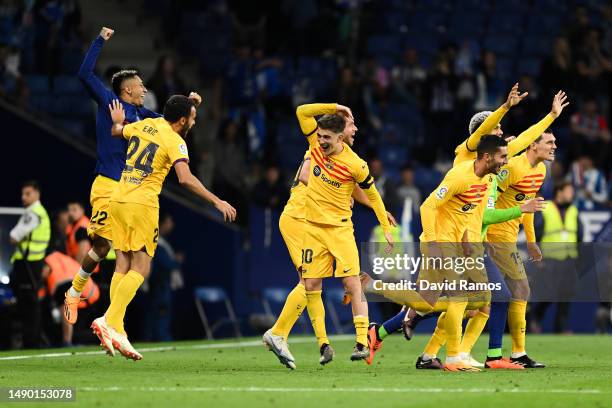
[179,144,189,155]
[435,186,448,200]
[487,196,495,209]
[498,169,509,181]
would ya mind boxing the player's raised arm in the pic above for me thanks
[109,99,126,137]
[295,103,349,143]
[507,90,569,156]
[78,26,114,103]
[465,83,527,150]
[174,161,236,222]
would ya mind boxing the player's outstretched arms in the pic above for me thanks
[78,27,115,102]
[109,99,125,137]
[174,161,237,222]
[508,90,569,156]
[465,83,528,150]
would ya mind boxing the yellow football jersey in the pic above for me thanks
[110,117,189,208]
[282,150,310,219]
[420,160,493,243]
[304,139,369,227]
[487,153,546,242]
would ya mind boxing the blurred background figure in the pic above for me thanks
[251,164,288,210]
[40,250,99,346]
[568,155,609,210]
[144,213,183,342]
[9,180,50,348]
[532,182,580,334]
[65,200,91,263]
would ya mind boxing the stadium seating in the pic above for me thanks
[194,287,242,340]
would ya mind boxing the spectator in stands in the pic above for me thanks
[336,66,364,121]
[251,164,288,209]
[32,0,65,75]
[540,37,574,99]
[568,155,609,210]
[474,50,503,111]
[0,43,27,107]
[49,209,68,254]
[390,48,427,105]
[145,213,183,342]
[425,52,457,154]
[361,56,390,133]
[570,97,610,168]
[369,158,395,207]
[146,55,188,113]
[213,119,249,224]
[65,200,90,263]
[395,164,421,211]
[574,28,612,98]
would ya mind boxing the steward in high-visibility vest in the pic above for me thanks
[9,181,50,348]
[541,201,579,260]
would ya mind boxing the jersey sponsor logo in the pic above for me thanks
[320,172,341,188]
[313,165,322,177]
[498,169,509,181]
[179,144,188,155]
[487,196,495,209]
[435,186,448,200]
[515,193,526,201]
[461,203,476,212]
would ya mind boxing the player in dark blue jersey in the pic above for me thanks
[63,26,201,325]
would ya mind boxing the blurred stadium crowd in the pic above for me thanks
[1,0,610,223]
[0,0,611,347]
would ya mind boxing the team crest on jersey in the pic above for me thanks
[515,193,526,201]
[435,186,448,200]
[313,165,322,177]
[324,161,334,171]
[498,169,509,181]
[462,203,476,212]
[179,144,188,155]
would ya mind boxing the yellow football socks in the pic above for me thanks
[306,290,329,347]
[71,270,89,293]
[109,272,125,302]
[424,312,446,356]
[353,315,369,347]
[444,298,468,357]
[460,310,489,354]
[105,270,144,335]
[508,300,527,354]
[271,283,307,339]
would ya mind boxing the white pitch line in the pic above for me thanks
[78,386,604,395]
[0,335,355,361]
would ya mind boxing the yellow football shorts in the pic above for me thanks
[300,221,358,279]
[279,212,308,270]
[109,201,159,257]
[488,240,526,281]
[86,175,117,241]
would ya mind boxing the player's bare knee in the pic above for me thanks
[304,278,321,291]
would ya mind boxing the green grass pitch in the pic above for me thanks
[1,334,610,408]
